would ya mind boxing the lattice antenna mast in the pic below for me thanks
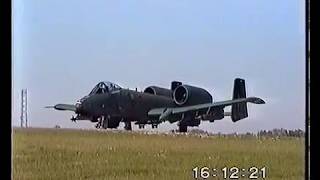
[20,89,28,128]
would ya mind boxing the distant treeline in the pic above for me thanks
[256,128,305,137]
[182,128,305,138]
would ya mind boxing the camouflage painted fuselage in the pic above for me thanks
[80,89,175,123]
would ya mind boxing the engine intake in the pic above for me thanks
[144,86,172,98]
[173,85,212,106]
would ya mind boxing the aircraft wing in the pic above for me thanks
[148,97,265,121]
[45,104,77,112]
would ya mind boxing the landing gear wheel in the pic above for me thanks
[102,116,108,129]
[95,116,110,129]
[95,117,103,129]
[179,125,188,132]
[95,123,101,129]
[138,124,145,129]
[151,124,158,129]
[124,122,132,131]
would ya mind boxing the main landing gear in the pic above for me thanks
[124,121,132,131]
[138,124,145,129]
[178,125,188,133]
[137,123,158,129]
[177,112,198,133]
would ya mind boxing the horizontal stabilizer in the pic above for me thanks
[147,78,265,122]
[147,97,264,120]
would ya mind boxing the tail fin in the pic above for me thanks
[171,81,182,91]
[231,78,248,122]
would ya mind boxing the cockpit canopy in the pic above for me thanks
[89,81,122,95]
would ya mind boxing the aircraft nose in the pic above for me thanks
[75,102,82,113]
[75,96,87,113]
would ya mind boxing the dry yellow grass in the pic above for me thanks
[13,128,305,180]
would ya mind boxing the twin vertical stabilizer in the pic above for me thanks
[231,78,248,122]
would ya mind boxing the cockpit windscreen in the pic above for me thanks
[89,81,122,95]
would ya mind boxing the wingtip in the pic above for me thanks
[44,106,55,108]
[254,98,265,104]
[247,97,265,104]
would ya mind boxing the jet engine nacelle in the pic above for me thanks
[173,85,212,106]
[144,86,172,98]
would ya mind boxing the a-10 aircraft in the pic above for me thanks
[46,78,265,132]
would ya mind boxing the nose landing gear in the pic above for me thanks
[95,117,102,128]
[95,116,125,130]
[94,116,106,129]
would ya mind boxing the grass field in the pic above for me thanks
[13,128,305,180]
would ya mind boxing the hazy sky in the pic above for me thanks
[12,0,305,133]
